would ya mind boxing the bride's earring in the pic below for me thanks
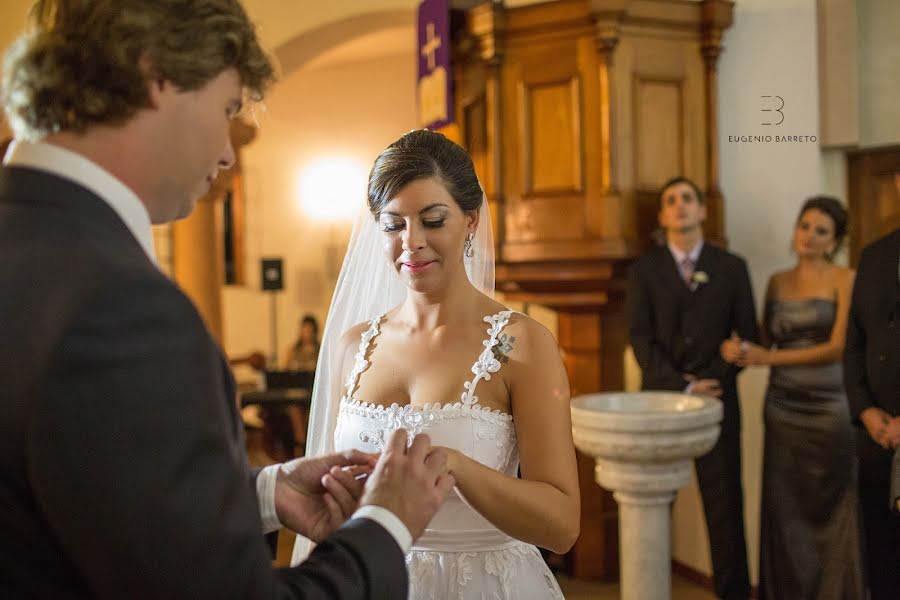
[464,232,475,258]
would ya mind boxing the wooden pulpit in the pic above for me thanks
[451,0,733,580]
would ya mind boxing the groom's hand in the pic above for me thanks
[360,429,455,541]
[274,450,377,542]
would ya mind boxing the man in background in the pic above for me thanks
[844,225,900,599]
[627,176,758,600]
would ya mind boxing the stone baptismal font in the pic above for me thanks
[571,392,722,600]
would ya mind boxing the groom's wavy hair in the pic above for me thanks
[1,0,275,140]
[367,130,484,219]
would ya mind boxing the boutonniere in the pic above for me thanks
[689,271,709,291]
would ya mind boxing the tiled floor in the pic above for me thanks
[276,530,717,599]
[556,572,716,599]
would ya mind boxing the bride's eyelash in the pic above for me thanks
[381,218,445,232]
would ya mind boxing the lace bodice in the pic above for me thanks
[334,310,520,551]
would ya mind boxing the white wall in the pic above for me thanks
[857,0,900,147]
[221,51,417,365]
[671,0,824,585]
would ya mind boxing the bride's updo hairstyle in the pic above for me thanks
[795,195,848,261]
[367,130,483,219]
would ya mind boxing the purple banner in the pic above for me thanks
[417,0,453,130]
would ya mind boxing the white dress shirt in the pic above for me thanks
[3,140,411,554]
[667,239,704,393]
[4,140,157,262]
[668,239,704,283]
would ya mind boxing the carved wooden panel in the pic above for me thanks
[520,77,583,196]
[634,77,683,190]
[500,33,596,254]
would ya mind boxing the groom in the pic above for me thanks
[0,1,452,598]
[627,177,758,600]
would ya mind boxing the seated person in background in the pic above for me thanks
[283,314,321,371]
[272,314,320,457]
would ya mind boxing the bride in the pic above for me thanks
[292,130,579,599]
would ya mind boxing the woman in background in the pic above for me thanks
[721,196,862,600]
[283,314,320,371]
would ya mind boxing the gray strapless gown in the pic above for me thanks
[759,299,863,600]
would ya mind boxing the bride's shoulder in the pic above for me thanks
[336,318,380,354]
[499,311,559,358]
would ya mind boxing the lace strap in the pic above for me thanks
[461,310,513,407]
[343,315,383,400]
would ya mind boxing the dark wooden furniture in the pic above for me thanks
[452,0,733,580]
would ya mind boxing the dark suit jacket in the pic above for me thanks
[0,166,406,599]
[893,449,900,513]
[627,243,759,397]
[844,228,900,463]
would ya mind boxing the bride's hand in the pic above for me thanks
[436,446,461,476]
[274,450,377,542]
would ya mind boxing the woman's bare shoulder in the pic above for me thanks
[501,311,560,357]
[336,319,378,355]
[831,264,855,280]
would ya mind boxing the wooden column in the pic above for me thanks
[701,0,733,244]
[172,119,256,344]
[591,9,629,243]
[173,197,225,341]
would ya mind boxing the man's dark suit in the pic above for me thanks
[0,166,406,599]
[843,228,900,599]
[627,243,758,600]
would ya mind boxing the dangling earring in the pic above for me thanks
[464,232,475,258]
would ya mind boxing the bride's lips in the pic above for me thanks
[401,260,436,274]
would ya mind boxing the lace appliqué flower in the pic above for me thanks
[343,315,382,399]
[359,403,437,450]
[407,544,564,600]
[461,311,512,407]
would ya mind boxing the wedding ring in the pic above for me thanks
[341,465,369,480]
[739,341,749,352]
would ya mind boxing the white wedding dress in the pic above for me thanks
[334,309,565,600]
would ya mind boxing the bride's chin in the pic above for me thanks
[402,274,445,294]
[404,279,435,294]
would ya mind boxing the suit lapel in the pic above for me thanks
[691,243,716,297]
[656,246,692,296]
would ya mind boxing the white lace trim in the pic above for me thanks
[461,310,513,406]
[341,398,514,427]
[340,310,515,451]
[342,315,382,399]
[342,310,514,419]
